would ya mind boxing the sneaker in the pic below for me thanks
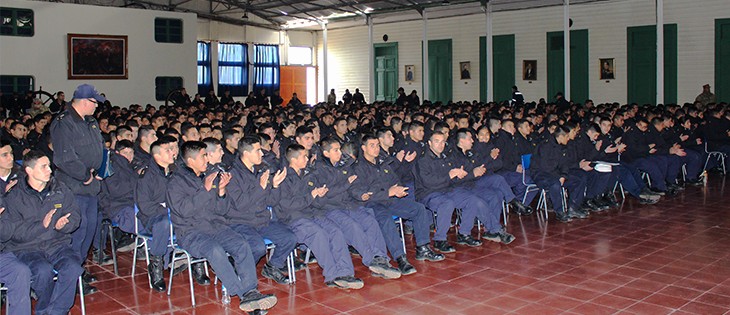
[456,234,482,247]
[328,276,364,290]
[638,197,659,205]
[649,188,667,196]
[368,256,401,279]
[415,245,445,261]
[481,231,502,243]
[433,240,456,253]
[498,232,515,245]
[239,290,277,311]
[262,263,290,284]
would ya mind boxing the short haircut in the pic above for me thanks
[361,133,378,145]
[285,144,306,162]
[408,121,424,132]
[375,128,393,139]
[138,125,155,139]
[181,141,206,161]
[115,140,134,151]
[585,123,600,134]
[202,137,221,152]
[238,136,261,156]
[429,131,446,141]
[295,126,313,138]
[116,125,132,137]
[22,150,46,168]
[223,129,240,142]
[320,136,340,152]
[554,126,570,137]
[455,128,473,141]
[150,136,177,155]
[334,117,347,126]
[0,139,12,149]
[181,123,197,136]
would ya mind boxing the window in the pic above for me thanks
[155,77,183,101]
[217,43,248,96]
[0,75,33,94]
[288,46,312,65]
[253,44,280,97]
[155,18,182,43]
[197,41,212,96]
[1,7,33,37]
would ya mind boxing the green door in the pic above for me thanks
[428,39,453,103]
[374,43,398,102]
[493,35,515,103]
[627,24,677,105]
[546,30,589,103]
[716,19,730,103]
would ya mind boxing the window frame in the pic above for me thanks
[154,17,183,43]
[155,76,183,101]
[0,7,34,37]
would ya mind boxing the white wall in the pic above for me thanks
[0,0,197,107]
[316,0,730,104]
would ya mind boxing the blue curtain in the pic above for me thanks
[253,44,280,97]
[197,41,212,96]
[218,43,248,97]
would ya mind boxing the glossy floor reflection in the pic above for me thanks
[56,175,730,314]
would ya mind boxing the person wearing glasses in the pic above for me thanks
[49,84,106,295]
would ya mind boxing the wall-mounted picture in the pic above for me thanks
[600,58,615,80]
[460,62,471,80]
[405,65,415,81]
[523,60,537,80]
[68,34,128,79]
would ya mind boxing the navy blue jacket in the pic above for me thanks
[532,136,570,178]
[622,127,652,162]
[100,153,136,218]
[472,141,504,173]
[226,159,277,227]
[396,137,425,183]
[494,130,521,172]
[4,177,80,254]
[167,166,230,237]
[50,107,104,195]
[413,148,467,201]
[311,158,358,211]
[273,166,317,224]
[135,160,172,226]
[0,165,22,194]
[350,155,400,204]
[132,145,153,170]
[0,196,11,252]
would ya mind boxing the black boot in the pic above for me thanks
[396,255,417,275]
[415,244,445,261]
[192,262,211,285]
[148,255,166,292]
[509,199,533,215]
[93,248,114,266]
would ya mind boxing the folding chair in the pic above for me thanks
[1,284,7,314]
[51,272,86,315]
[703,141,727,174]
[521,154,547,218]
[99,218,119,275]
[130,205,153,287]
[394,216,407,254]
[167,210,210,307]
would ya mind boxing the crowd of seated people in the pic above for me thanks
[0,83,728,314]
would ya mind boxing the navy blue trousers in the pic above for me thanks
[326,207,389,266]
[71,195,98,261]
[422,187,489,241]
[474,174,516,202]
[681,149,703,180]
[616,163,646,197]
[466,187,505,234]
[229,221,296,269]
[0,252,31,315]
[178,227,257,297]
[140,214,172,260]
[533,172,587,212]
[369,198,431,259]
[288,216,354,282]
[16,246,83,315]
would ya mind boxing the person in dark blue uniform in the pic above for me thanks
[275,144,363,289]
[566,123,616,212]
[531,126,588,222]
[97,140,137,254]
[0,140,21,194]
[623,119,679,195]
[168,141,277,312]
[49,84,105,293]
[0,195,32,315]
[313,137,401,279]
[493,120,539,212]
[225,136,295,284]
[4,151,83,314]
[134,136,180,292]
[352,135,443,274]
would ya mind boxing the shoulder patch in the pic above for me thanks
[307,181,314,186]
[54,203,63,209]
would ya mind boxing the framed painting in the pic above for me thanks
[68,34,128,79]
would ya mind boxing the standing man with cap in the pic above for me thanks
[49,83,105,294]
[695,84,716,107]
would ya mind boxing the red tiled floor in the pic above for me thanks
[40,175,730,314]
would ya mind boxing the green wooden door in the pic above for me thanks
[716,19,730,103]
[627,24,676,105]
[479,36,487,102]
[374,43,398,102]
[493,35,515,103]
[428,39,453,103]
[546,30,589,103]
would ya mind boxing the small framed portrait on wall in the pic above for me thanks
[600,58,615,80]
[405,65,415,81]
[460,62,471,80]
[523,60,537,80]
